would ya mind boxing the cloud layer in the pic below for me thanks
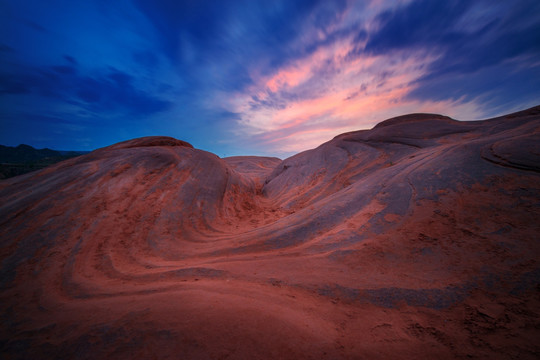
[1,0,539,156]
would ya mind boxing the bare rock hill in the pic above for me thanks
[1,106,539,359]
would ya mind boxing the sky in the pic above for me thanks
[1,0,540,158]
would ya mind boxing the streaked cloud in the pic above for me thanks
[224,1,495,155]
[1,0,539,156]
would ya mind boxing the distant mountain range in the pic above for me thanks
[0,144,89,179]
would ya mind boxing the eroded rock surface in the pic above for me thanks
[1,107,539,359]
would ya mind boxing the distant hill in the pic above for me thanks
[0,144,89,179]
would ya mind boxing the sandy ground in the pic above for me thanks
[1,107,539,359]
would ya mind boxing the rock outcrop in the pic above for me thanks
[1,107,539,359]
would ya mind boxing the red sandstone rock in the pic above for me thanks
[1,106,539,359]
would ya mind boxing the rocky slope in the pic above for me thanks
[1,108,539,359]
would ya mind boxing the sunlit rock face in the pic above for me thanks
[1,106,539,359]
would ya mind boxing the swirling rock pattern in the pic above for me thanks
[1,107,540,359]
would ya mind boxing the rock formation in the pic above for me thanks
[1,107,539,359]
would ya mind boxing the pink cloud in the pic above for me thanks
[223,2,486,157]
[265,66,312,92]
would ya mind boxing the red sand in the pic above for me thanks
[1,107,539,359]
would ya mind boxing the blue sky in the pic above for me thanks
[1,0,539,157]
